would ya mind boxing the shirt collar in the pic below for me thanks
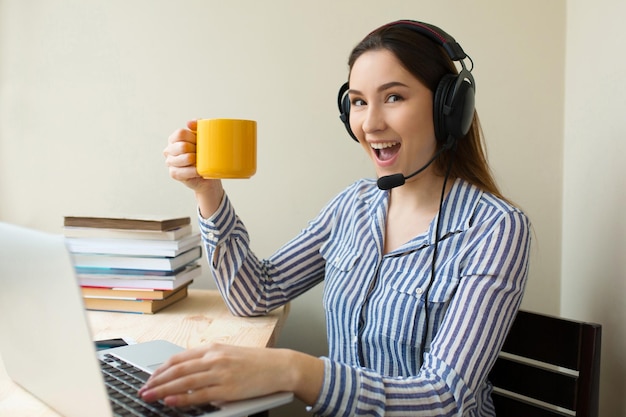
[358,177,484,248]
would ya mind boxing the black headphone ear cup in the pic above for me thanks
[433,74,456,143]
[433,74,475,143]
[337,83,358,142]
[448,79,475,139]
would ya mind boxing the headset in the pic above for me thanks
[337,20,476,146]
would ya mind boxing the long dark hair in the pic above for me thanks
[348,24,505,200]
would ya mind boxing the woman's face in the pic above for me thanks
[348,49,437,182]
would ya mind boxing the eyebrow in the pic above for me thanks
[348,81,410,96]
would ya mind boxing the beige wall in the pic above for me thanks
[0,0,621,415]
[562,1,626,415]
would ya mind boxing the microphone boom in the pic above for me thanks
[376,141,452,191]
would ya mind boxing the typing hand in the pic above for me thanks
[138,343,291,408]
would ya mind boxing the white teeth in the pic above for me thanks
[370,142,398,150]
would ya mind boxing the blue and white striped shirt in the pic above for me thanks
[198,178,531,416]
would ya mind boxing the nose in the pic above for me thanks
[360,103,386,136]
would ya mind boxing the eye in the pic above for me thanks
[351,97,366,107]
[386,94,403,103]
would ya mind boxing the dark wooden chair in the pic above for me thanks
[489,310,602,417]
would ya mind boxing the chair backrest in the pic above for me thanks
[489,310,602,417]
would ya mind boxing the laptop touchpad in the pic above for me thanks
[99,340,185,373]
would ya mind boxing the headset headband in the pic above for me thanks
[374,20,467,62]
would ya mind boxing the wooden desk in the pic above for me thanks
[0,289,289,416]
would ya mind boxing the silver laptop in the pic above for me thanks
[0,222,293,417]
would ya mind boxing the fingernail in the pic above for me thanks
[141,389,156,402]
[164,396,178,407]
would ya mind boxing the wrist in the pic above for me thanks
[195,184,224,219]
[280,349,324,405]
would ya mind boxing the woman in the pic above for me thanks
[140,20,531,416]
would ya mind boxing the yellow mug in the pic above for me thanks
[196,118,257,179]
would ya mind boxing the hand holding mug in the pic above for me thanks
[163,120,206,190]
[164,118,257,218]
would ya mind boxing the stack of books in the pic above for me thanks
[63,215,203,314]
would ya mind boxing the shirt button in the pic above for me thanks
[415,288,423,295]
[207,232,215,240]
[352,336,358,344]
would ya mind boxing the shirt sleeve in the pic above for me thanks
[197,192,338,316]
[310,208,531,417]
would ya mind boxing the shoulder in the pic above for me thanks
[451,179,530,230]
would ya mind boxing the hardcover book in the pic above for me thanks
[63,215,191,231]
[70,246,202,272]
[63,224,193,241]
[81,286,184,300]
[76,264,201,291]
[82,284,189,314]
[65,233,201,257]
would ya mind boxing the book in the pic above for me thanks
[81,286,184,300]
[63,224,193,241]
[75,264,195,276]
[63,215,190,231]
[71,246,202,272]
[65,233,201,257]
[76,264,201,290]
[83,284,189,314]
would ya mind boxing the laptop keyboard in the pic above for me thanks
[100,354,219,417]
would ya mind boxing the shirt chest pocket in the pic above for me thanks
[320,236,362,273]
[389,273,459,304]
[381,272,459,345]
[320,242,362,312]
[324,251,360,273]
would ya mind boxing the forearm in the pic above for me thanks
[197,193,328,316]
[208,230,327,316]
[311,359,460,417]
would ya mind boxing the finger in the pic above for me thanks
[144,372,237,408]
[168,127,197,146]
[152,347,208,378]
[168,166,202,182]
[141,358,215,400]
[162,384,227,408]
[140,376,209,405]
[164,141,194,158]
[164,138,196,156]
[186,119,198,132]
[165,152,196,169]
[148,345,215,382]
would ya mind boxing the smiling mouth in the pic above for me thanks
[371,142,401,161]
